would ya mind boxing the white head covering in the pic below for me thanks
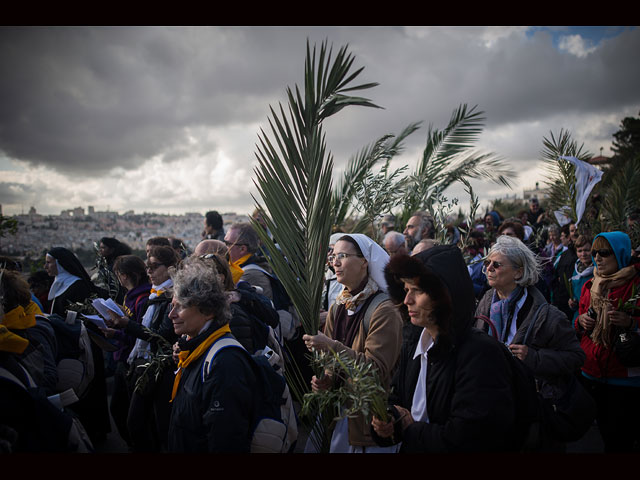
[337,233,390,293]
[329,233,344,246]
[47,255,82,300]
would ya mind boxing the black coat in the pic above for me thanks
[378,244,517,453]
[168,327,258,453]
[383,327,517,453]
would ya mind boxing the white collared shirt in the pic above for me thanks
[411,328,435,423]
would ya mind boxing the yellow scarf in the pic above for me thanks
[170,323,232,402]
[150,288,165,296]
[0,325,29,354]
[1,301,41,330]
[230,253,251,285]
[590,265,638,348]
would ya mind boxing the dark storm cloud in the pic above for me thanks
[1,26,638,192]
[0,182,37,205]
[0,26,308,175]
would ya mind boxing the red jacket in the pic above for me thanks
[575,264,640,381]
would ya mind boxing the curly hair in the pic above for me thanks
[484,235,541,287]
[170,257,231,328]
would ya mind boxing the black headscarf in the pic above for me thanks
[47,247,95,291]
[384,244,476,343]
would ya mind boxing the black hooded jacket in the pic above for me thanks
[375,244,517,453]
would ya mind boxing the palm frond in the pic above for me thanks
[251,39,380,336]
[331,122,421,231]
[399,104,516,226]
[540,129,593,223]
[600,157,640,230]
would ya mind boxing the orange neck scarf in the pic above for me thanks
[170,323,232,402]
[0,325,29,354]
[230,253,251,285]
[1,301,41,330]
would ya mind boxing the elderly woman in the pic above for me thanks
[475,235,585,450]
[371,245,517,452]
[575,231,640,453]
[167,257,259,452]
[108,245,179,452]
[302,233,404,453]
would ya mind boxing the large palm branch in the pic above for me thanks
[251,40,380,336]
[399,104,515,228]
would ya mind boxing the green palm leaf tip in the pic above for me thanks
[251,39,380,336]
[399,103,516,228]
[331,122,422,232]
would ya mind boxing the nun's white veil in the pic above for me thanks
[336,233,390,293]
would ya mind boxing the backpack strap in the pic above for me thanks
[201,335,245,381]
[241,263,272,278]
[363,292,390,337]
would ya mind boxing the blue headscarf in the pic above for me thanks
[592,231,631,270]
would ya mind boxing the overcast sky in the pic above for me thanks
[1,26,639,218]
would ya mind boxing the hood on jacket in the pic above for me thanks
[593,231,631,270]
[384,244,476,342]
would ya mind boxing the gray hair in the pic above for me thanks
[229,222,260,253]
[547,224,560,235]
[384,230,405,248]
[486,235,540,286]
[412,210,435,238]
[170,257,231,327]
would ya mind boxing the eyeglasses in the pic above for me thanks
[145,262,165,271]
[224,240,247,248]
[483,259,514,270]
[591,249,613,258]
[328,253,364,263]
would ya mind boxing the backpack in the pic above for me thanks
[0,361,94,452]
[201,333,298,453]
[241,264,300,342]
[476,313,541,450]
[43,312,95,399]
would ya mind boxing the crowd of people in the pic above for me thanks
[1,202,639,454]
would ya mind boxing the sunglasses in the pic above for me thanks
[145,262,165,271]
[591,249,613,258]
[483,259,514,270]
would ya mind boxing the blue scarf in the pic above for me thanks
[489,286,525,343]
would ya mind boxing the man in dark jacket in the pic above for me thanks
[371,244,517,452]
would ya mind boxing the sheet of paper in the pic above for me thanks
[92,298,124,320]
[82,314,108,329]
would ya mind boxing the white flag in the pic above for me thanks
[554,206,572,226]
[559,155,603,225]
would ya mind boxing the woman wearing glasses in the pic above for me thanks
[475,235,585,450]
[575,231,640,453]
[302,233,403,453]
[108,245,179,452]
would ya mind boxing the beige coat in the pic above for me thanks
[323,298,403,446]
